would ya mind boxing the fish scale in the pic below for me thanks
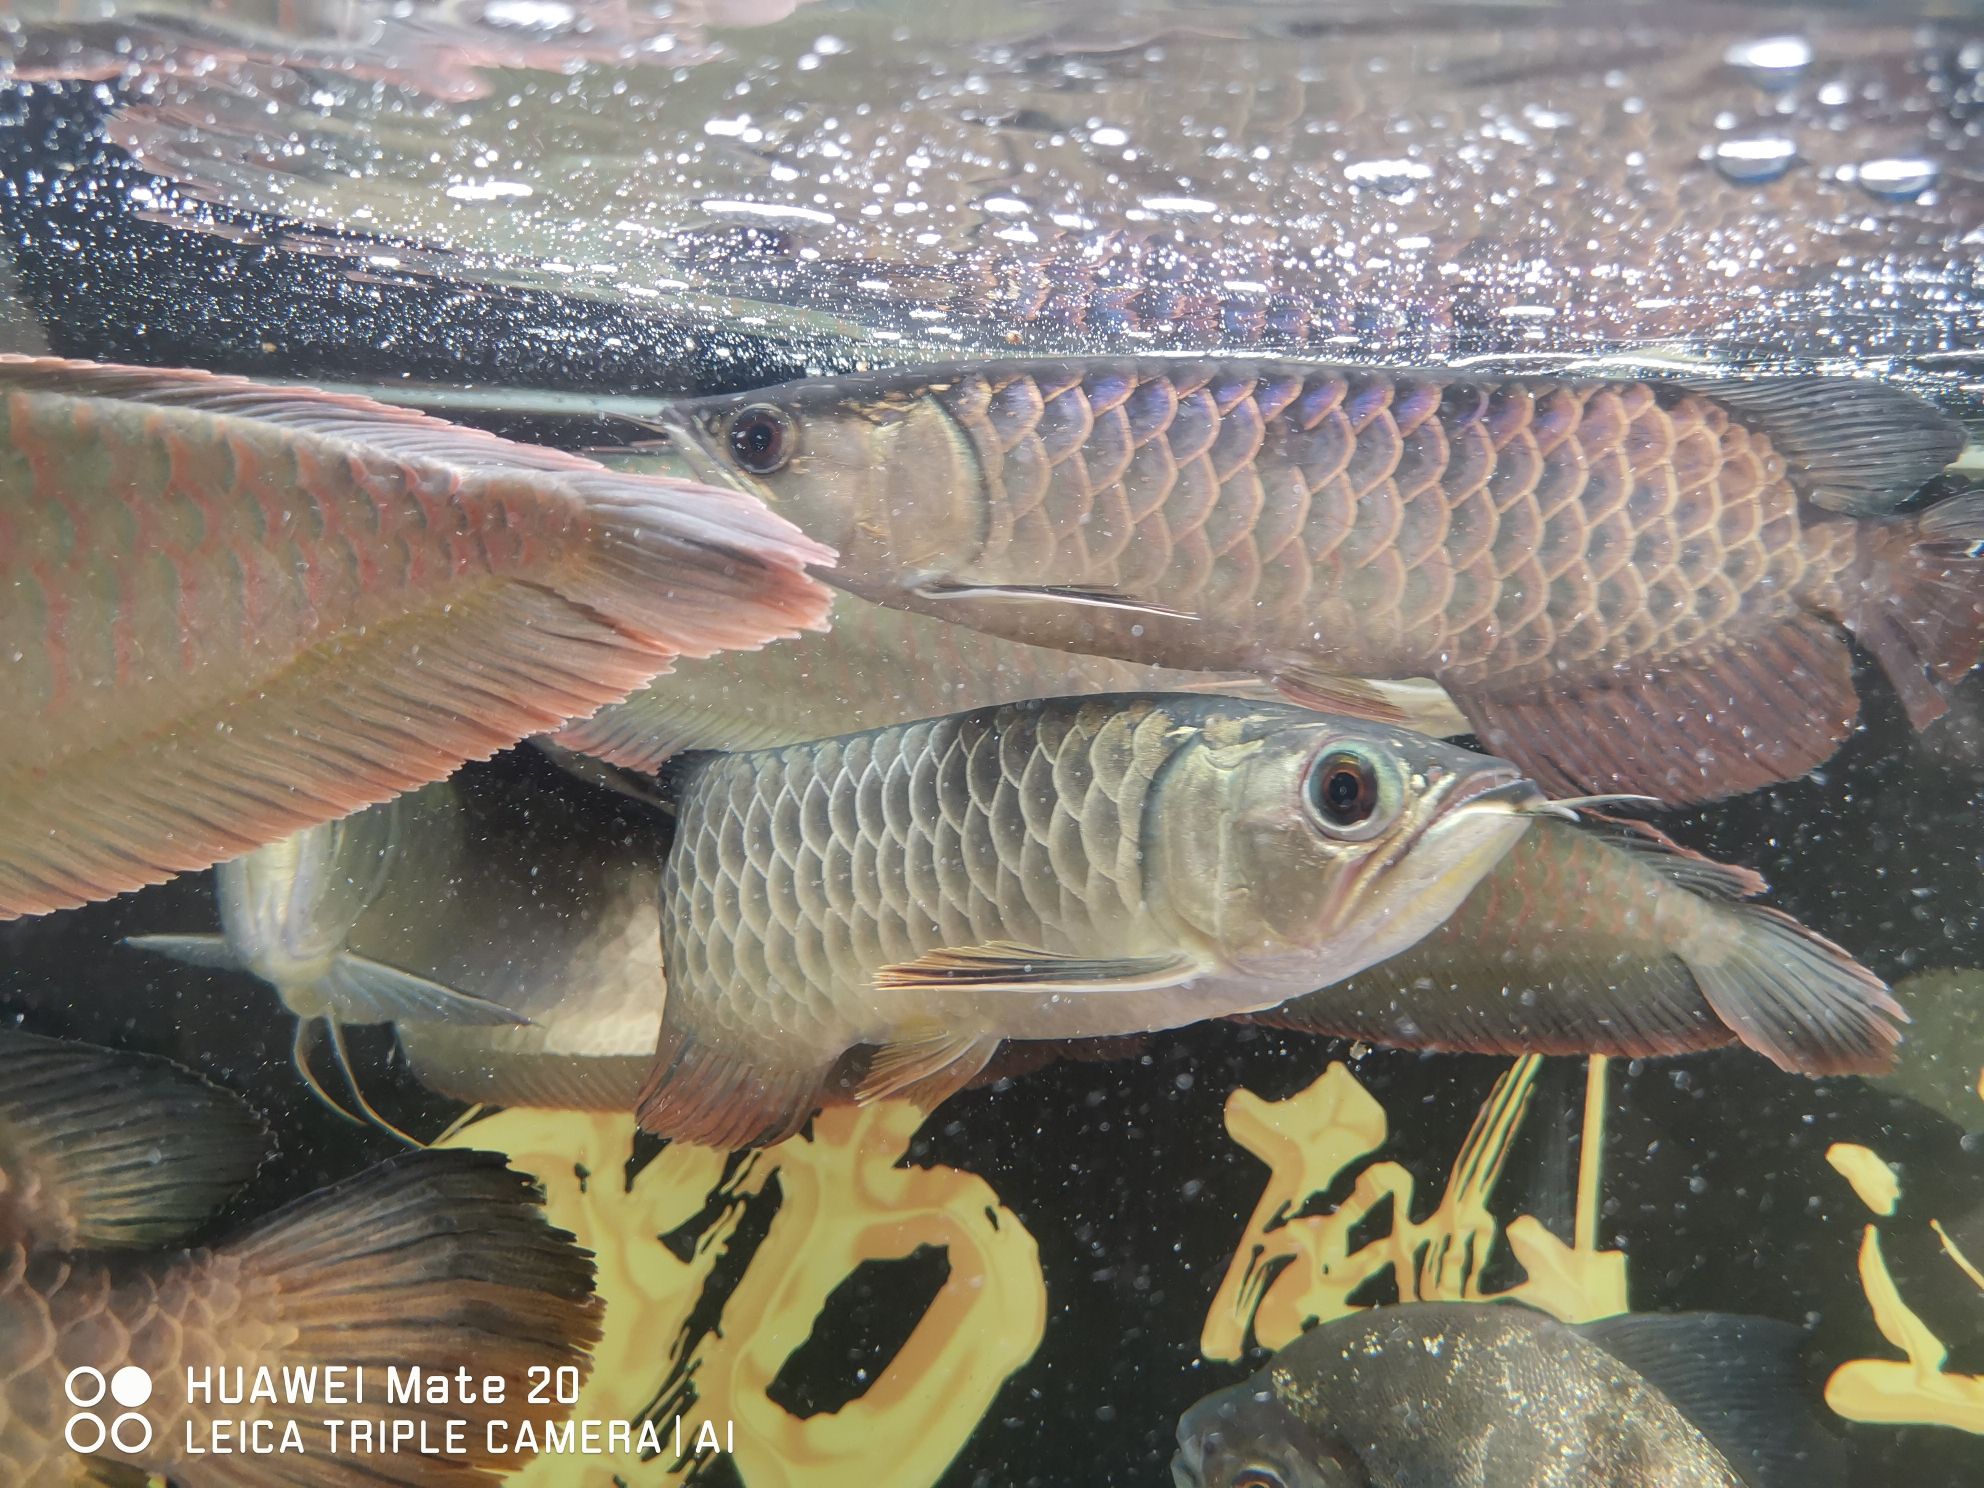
[667,357,1979,801]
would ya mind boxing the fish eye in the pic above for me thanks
[1306,748,1388,836]
[1232,1471,1286,1488]
[725,405,794,475]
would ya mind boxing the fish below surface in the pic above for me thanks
[0,1027,604,1486]
[130,767,665,1116]
[1174,1301,1843,1488]
[1259,813,1903,1078]
[664,359,1984,804]
[637,693,1544,1148]
[551,587,1467,768]
[0,355,831,921]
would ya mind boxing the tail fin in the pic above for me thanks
[172,1149,603,1486]
[1681,900,1906,1077]
[1847,490,1984,728]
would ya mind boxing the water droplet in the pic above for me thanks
[1710,136,1797,184]
[1723,34,1812,80]
[1089,125,1130,148]
[1854,156,1940,199]
[1343,157,1431,192]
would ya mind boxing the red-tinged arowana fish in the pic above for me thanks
[0,355,833,922]
[660,360,1984,804]
[637,693,1555,1149]
[1173,1302,1844,1488]
[1255,812,1904,1078]
[0,1028,604,1487]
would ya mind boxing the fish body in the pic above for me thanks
[553,588,1467,768]
[664,360,1981,802]
[0,355,831,920]
[1261,814,1903,1077]
[131,771,664,1113]
[1174,1302,1841,1488]
[638,693,1543,1148]
[0,1029,603,1486]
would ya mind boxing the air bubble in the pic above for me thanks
[1723,34,1813,82]
[1710,136,1797,185]
[1853,156,1939,200]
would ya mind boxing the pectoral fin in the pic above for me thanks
[874,942,1209,995]
[1273,664,1471,735]
[912,579,1195,620]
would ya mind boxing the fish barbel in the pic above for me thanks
[1174,1302,1842,1488]
[552,588,1467,768]
[1259,814,1903,1077]
[0,1028,604,1487]
[0,355,832,921]
[637,694,1544,1149]
[663,360,1984,803]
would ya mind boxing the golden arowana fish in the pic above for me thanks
[0,1029,603,1486]
[0,355,832,921]
[131,770,663,1120]
[638,694,1546,1148]
[1174,1303,1842,1488]
[1254,814,1901,1077]
[661,361,1983,803]
[552,588,1466,768]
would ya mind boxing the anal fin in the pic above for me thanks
[1450,614,1859,803]
[855,1030,999,1108]
[636,1018,835,1150]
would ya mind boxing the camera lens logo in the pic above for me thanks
[63,1365,155,1456]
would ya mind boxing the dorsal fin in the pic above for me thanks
[1579,1312,1845,1488]
[1677,375,1963,515]
[0,1028,269,1249]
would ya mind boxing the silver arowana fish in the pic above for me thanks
[0,355,831,921]
[662,361,1984,803]
[130,771,664,1120]
[639,694,1546,1149]
[1174,1302,1842,1488]
[0,1029,603,1487]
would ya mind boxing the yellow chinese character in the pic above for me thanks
[1204,1056,1628,1362]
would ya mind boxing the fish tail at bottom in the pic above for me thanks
[1843,489,1984,728]
[162,1149,603,1488]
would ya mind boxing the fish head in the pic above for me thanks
[660,374,984,592]
[1172,1379,1360,1488]
[1155,713,1540,989]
